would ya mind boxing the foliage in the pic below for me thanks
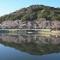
[0,5,60,22]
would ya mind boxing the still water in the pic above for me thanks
[0,32,60,60]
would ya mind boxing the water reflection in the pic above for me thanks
[0,32,60,55]
[0,33,60,44]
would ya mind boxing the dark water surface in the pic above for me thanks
[0,32,60,60]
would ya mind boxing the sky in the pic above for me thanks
[0,0,60,16]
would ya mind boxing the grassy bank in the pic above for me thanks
[0,29,60,36]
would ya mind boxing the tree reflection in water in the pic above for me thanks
[0,33,60,55]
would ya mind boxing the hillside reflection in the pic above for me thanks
[0,33,60,55]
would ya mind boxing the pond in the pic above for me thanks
[0,32,60,60]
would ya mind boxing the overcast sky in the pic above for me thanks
[0,0,60,16]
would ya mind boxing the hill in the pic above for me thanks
[0,5,60,29]
[0,5,60,22]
